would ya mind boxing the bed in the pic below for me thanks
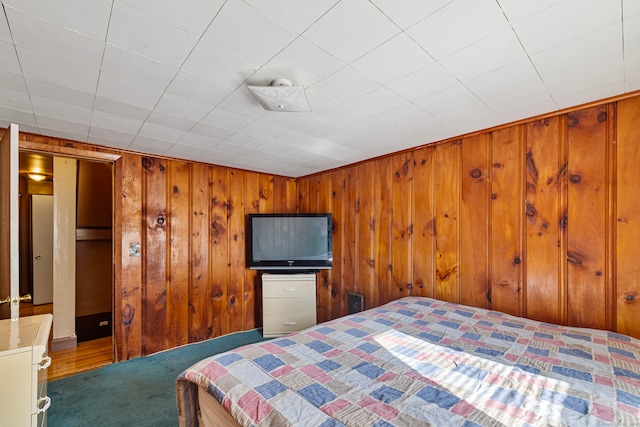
[176,296,640,426]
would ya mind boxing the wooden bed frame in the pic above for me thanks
[197,389,242,427]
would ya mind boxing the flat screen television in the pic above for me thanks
[247,213,333,271]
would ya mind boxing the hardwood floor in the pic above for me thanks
[20,302,113,380]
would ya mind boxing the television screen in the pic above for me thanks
[247,213,332,271]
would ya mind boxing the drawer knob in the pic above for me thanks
[282,288,297,292]
[37,396,51,414]
[283,321,297,326]
[39,356,52,370]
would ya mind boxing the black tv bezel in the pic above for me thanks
[246,213,333,271]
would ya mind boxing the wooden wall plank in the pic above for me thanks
[331,169,346,317]
[392,153,413,299]
[412,146,435,298]
[343,166,358,311]
[490,126,525,316]
[460,134,490,308]
[297,177,310,213]
[317,173,332,322]
[167,161,190,348]
[142,157,168,355]
[525,117,563,324]
[374,157,393,305]
[616,96,640,337]
[228,170,247,332]
[434,141,460,303]
[566,106,608,329]
[356,162,376,309]
[113,154,143,361]
[210,167,230,336]
[189,163,211,342]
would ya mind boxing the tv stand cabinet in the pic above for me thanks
[262,273,317,337]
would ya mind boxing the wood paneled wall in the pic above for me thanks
[299,96,640,340]
[11,93,640,361]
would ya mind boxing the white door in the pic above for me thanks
[32,194,54,305]
[0,123,19,319]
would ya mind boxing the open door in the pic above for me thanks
[0,123,20,319]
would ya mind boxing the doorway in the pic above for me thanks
[19,151,114,374]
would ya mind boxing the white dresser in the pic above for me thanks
[262,273,317,337]
[0,314,53,427]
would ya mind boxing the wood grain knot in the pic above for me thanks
[625,293,636,302]
[597,111,607,123]
[513,257,521,265]
[470,168,482,179]
[568,115,579,127]
[525,203,537,217]
[141,157,153,170]
[156,215,165,225]
[569,174,582,184]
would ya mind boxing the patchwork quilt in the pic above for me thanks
[177,297,640,426]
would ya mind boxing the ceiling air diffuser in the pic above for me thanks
[247,79,311,112]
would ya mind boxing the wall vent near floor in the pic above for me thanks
[348,292,364,314]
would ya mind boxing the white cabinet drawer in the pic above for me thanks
[263,312,317,337]
[263,280,315,299]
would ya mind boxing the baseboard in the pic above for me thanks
[51,335,77,351]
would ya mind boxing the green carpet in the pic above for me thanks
[48,329,266,427]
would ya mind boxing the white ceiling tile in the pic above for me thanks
[553,79,626,110]
[138,120,188,142]
[36,115,89,137]
[25,77,94,108]
[312,66,380,103]
[0,13,12,43]
[371,0,453,30]
[3,0,111,40]
[407,0,510,60]
[259,111,313,130]
[201,108,255,131]
[302,0,399,63]
[0,41,20,73]
[128,136,174,155]
[6,6,104,70]
[492,98,558,125]
[166,71,233,107]
[90,110,144,135]
[101,44,178,90]
[345,88,408,117]
[202,0,297,65]
[440,28,527,82]
[388,62,459,102]
[17,47,100,93]
[0,69,27,93]
[625,71,640,92]
[304,88,342,114]
[96,72,164,110]
[0,87,32,112]
[215,88,267,119]
[376,103,433,128]
[415,83,478,115]
[154,92,212,121]
[532,23,623,80]
[514,0,622,55]
[255,38,346,87]
[31,96,93,124]
[145,111,196,132]
[38,128,89,143]
[88,126,136,146]
[107,2,198,67]
[93,97,152,121]
[0,106,37,126]
[163,143,209,159]
[625,15,640,78]
[223,132,265,149]
[190,122,236,140]
[241,120,288,140]
[544,54,625,99]
[177,132,222,150]
[292,116,343,138]
[182,40,257,89]
[320,104,371,129]
[119,0,224,35]
[352,33,434,85]
[496,0,564,22]
[625,0,640,18]
[243,0,340,34]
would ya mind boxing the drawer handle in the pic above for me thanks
[39,356,52,370]
[283,321,297,326]
[282,288,297,292]
[37,396,51,414]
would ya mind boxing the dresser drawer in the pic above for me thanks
[263,280,315,299]
[263,312,317,337]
